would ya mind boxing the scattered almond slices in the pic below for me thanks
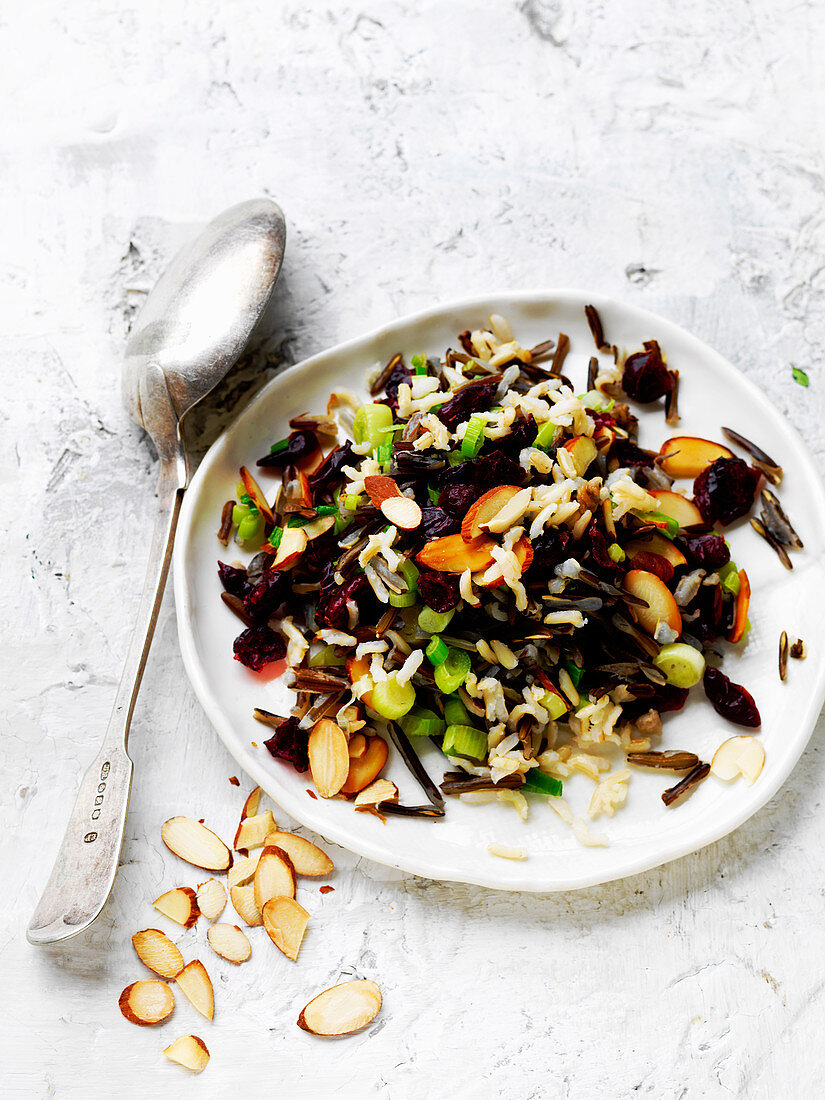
[230,884,263,927]
[132,928,185,979]
[234,809,277,854]
[161,817,233,872]
[163,1034,210,1074]
[308,719,350,798]
[253,845,296,911]
[196,879,227,921]
[711,736,765,785]
[262,897,309,961]
[176,960,215,1021]
[240,785,262,820]
[227,851,262,889]
[207,923,252,965]
[264,831,334,877]
[380,495,422,530]
[119,979,175,1027]
[297,979,382,1037]
[153,887,200,929]
[354,779,399,818]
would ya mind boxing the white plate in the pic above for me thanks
[174,290,825,891]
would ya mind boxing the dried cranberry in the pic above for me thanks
[622,341,673,403]
[256,430,319,469]
[688,584,724,643]
[417,569,460,612]
[681,533,730,570]
[298,532,339,576]
[588,410,616,431]
[218,561,253,599]
[587,526,620,572]
[703,667,761,728]
[621,684,689,721]
[530,528,571,571]
[316,572,375,630]
[438,484,479,517]
[482,416,536,461]
[472,449,525,487]
[693,458,760,526]
[243,568,288,623]
[263,716,309,772]
[309,441,354,495]
[437,379,498,429]
[381,359,412,412]
[233,625,286,671]
[420,505,461,539]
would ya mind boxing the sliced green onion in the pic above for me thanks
[565,662,585,689]
[427,486,440,505]
[443,695,472,726]
[237,512,263,543]
[792,365,810,387]
[399,558,419,594]
[718,560,741,595]
[333,515,352,537]
[269,438,290,454]
[389,590,417,608]
[370,674,416,720]
[442,724,487,761]
[400,706,445,738]
[434,647,472,693]
[653,642,706,689]
[533,421,558,451]
[268,527,283,549]
[411,353,427,375]
[232,503,251,527]
[316,504,337,517]
[308,645,347,668]
[353,402,394,449]
[375,443,393,465]
[460,414,487,459]
[426,636,449,667]
[539,689,568,721]
[239,491,254,508]
[635,510,679,539]
[287,515,307,528]
[418,606,455,634]
[522,772,563,797]
[578,390,614,412]
[343,493,362,511]
[235,479,246,499]
[608,542,626,564]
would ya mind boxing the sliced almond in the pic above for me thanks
[206,923,252,965]
[239,465,275,524]
[308,719,350,798]
[153,887,200,929]
[227,851,262,889]
[263,831,334,877]
[240,785,262,820]
[354,779,399,811]
[161,817,233,872]
[195,879,227,921]
[303,514,336,541]
[175,960,214,1021]
[132,928,185,979]
[380,495,422,530]
[230,884,263,926]
[711,736,765,785]
[262,897,309,961]
[341,736,389,795]
[163,1034,210,1073]
[297,979,382,1036]
[118,980,175,1027]
[479,486,532,534]
[364,474,401,506]
[234,809,277,854]
[253,845,296,910]
[348,733,367,758]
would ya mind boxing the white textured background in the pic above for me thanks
[3,2,825,1097]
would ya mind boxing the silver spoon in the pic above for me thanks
[27,199,287,945]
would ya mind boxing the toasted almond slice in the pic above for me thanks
[380,495,422,530]
[153,887,200,929]
[234,809,277,854]
[348,733,367,758]
[479,487,532,534]
[161,817,233,872]
[240,785,262,820]
[341,736,389,795]
[175,960,214,1021]
[132,928,185,979]
[271,525,308,569]
[297,979,382,1036]
[354,779,399,811]
[364,474,401,506]
[711,736,765,785]
[118,980,175,1026]
[254,845,296,910]
[195,879,227,921]
[308,719,350,798]
[239,465,275,524]
[303,514,336,541]
[264,831,334,877]
[230,884,263,926]
[163,1034,210,1073]
[227,851,261,889]
[262,897,309,961]
[206,923,252,965]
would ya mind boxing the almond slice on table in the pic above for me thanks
[240,785,262,821]
[308,719,350,798]
[354,779,399,814]
[118,980,175,1027]
[153,887,200,929]
[262,897,310,961]
[234,809,277,854]
[711,736,765,784]
[230,884,263,927]
[227,851,262,889]
[195,879,227,921]
[297,980,382,1036]
[207,923,252,965]
[161,817,233,872]
[254,845,296,910]
[163,1034,210,1073]
[263,832,334,877]
[132,929,185,979]
[175,960,214,1021]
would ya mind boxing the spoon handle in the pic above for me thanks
[28,370,186,945]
